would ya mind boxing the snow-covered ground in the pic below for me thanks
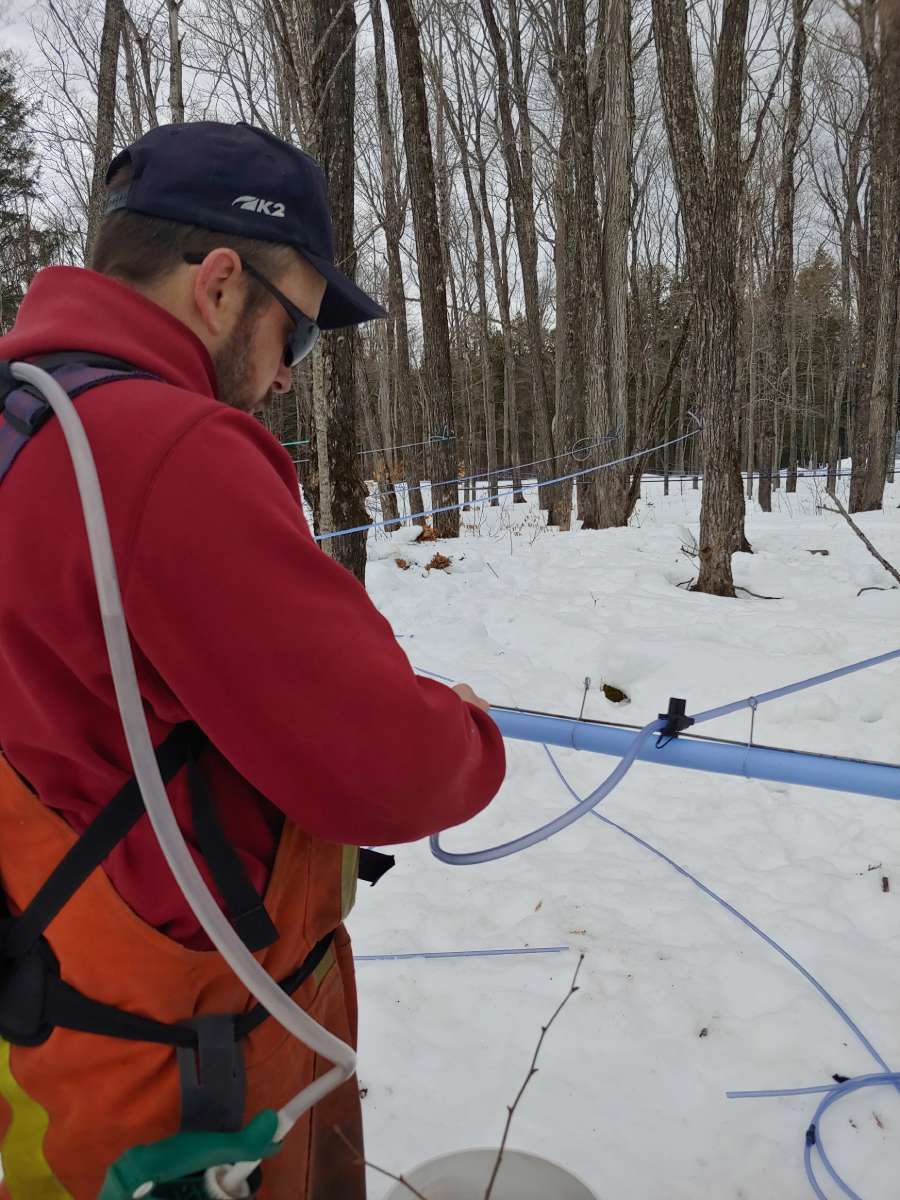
[350,470,900,1199]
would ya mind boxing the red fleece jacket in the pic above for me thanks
[0,268,505,947]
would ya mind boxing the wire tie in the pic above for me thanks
[748,697,758,747]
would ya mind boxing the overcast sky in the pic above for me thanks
[2,0,38,57]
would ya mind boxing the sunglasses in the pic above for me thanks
[183,253,321,368]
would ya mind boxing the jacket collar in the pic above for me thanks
[0,267,220,400]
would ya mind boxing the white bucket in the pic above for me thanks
[383,1148,598,1200]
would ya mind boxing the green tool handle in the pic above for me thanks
[98,1110,282,1200]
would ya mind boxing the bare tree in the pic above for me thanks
[582,0,635,530]
[758,0,809,511]
[83,0,123,259]
[651,0,756,596]
[167,0,184,122]
[385,0,460,537]
[854,0,900,511]
[304,0,370,579]
[369,0,413,514]
[479,0,560,523]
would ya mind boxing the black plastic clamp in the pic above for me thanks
[656,697,694,747]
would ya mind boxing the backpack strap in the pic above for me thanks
[0,355,159,487]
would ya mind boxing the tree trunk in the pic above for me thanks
[375,322,399,523]
[759,0,807,512]
[498,202,524,500]
[441,51,498,502]
[583,0,633,530]
[858,0,900,510]
[121,17,144,139]
[370,0,414,500]
[385,0,459,537]
[549,1,587,532]
[167,0,185,122]
[786,303,799,492]
[84,0,123,260]
[299,0,369,581]
[850,9,879,510]
[676,338,692,475]
[828,208,855,492]
[746,288,758,498]
[479,0,557,520]
[889,298,900,482]
[652,0,750,596]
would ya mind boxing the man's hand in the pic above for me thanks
[451,682,492,713]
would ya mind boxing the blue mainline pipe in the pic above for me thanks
[490,708,900,801]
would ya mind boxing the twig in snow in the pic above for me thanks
[486,561,501,580]
[332,1126,431,1200]
[735,586,784,600]
[822,491,900,588]
[857,585,898,597]
[483,954,585,1200]
[676,578,695,589]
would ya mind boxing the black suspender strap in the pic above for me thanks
[1,723,277,967]
[185,741,278,953]
[234,932,334,1040]
[13,930,335,1052]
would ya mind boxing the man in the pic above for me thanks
[0,122,505,1199]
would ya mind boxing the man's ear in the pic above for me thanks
[191,249,244,336]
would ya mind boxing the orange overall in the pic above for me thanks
[0,752,366,1200]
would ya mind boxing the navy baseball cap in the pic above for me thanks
[104,121,386,330]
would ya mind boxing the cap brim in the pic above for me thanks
[302,251,387,330]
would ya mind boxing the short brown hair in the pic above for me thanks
[89,165,297,296]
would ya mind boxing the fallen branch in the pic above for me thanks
[483,954,585,1200]
[333,1126,430,1200]
[823,491,900,588]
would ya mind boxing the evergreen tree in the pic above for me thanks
[0,56,64,331]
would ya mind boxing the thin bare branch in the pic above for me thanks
[483,954,585,1200]
[332,1126,431,1200]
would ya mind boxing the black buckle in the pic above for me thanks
[0,922,58,1046]
[656,697,694,749]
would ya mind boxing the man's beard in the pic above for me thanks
[212,323,275,415]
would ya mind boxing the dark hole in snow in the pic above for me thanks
[601,683,630,704]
